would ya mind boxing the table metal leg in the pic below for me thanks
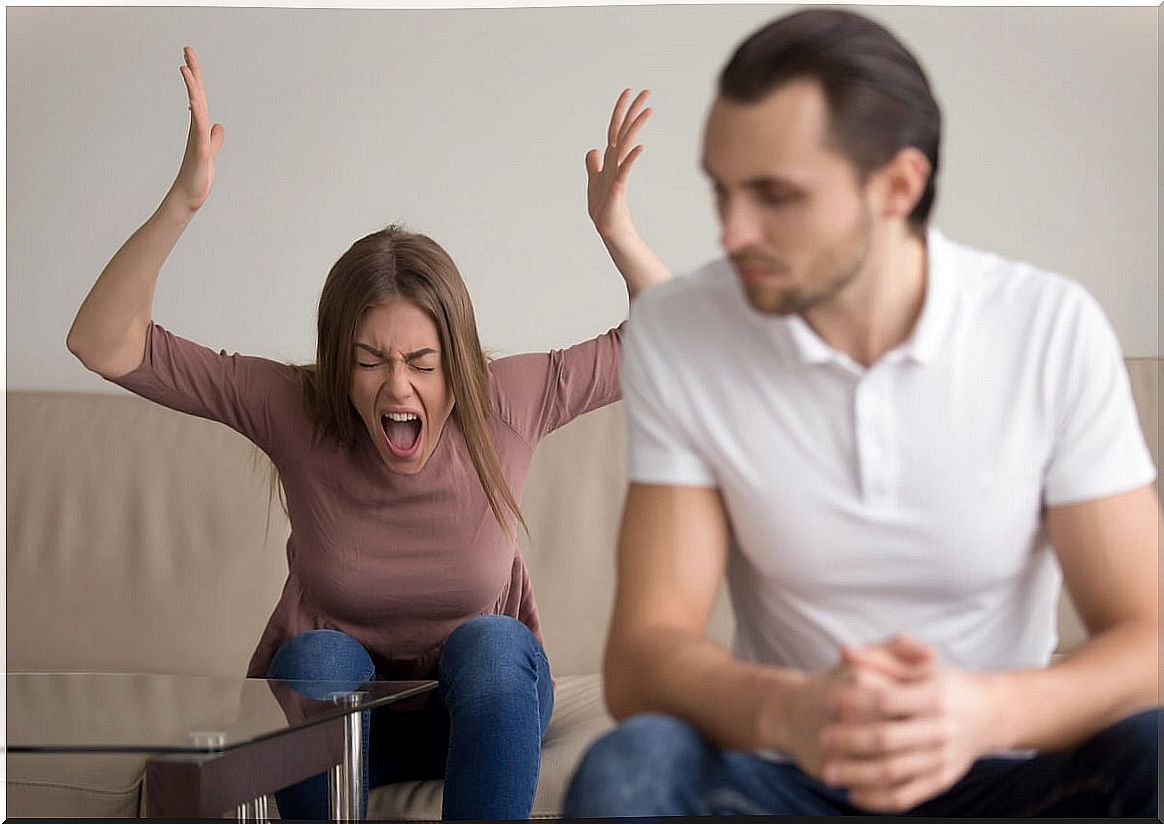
[328,762,347,820]
[327,696,364,820]
[235,794,269,821]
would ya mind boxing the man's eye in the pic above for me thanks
[759,191,796,208]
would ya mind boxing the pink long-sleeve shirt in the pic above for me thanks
[110,320,622,680]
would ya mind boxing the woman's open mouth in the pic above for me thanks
[380,411,423,460]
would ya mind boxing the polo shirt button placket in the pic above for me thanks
[860,370,895,504]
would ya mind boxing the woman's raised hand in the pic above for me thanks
[170,46,225,215]
[585,88,652,246]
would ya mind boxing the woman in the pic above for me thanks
[66,48,670,820]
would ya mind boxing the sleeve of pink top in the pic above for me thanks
[489,322,624,445]
[105,320,301,458]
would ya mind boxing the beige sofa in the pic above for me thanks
[6,357,1160,818]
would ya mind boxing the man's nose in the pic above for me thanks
[720,199,763,254]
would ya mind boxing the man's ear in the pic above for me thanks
[872,146,931,222]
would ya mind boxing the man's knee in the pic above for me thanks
[1082,707,1159,817]
[564,713,711,817]
[1093,707,1158,768]
[1111,708,1159,815]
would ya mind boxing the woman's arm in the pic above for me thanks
[585,89,672,301]
[67,46,225,378]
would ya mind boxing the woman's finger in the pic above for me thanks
[184,46,203,88]
[618,89,651,145]
[606,88,632,148]
[179,65,198,108]
[614,144,645,185]
[209,122,225,155]
[617,107,652,164]
[585,148,603,177]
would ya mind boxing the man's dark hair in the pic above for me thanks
[720,9,941,234]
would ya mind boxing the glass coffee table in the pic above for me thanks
[7,671,437,820]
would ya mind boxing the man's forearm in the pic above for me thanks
[605,626,805,753]
[985,620,1158,752]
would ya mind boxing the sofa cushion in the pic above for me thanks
[6,753,145,818]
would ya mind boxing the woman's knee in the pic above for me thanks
[267,629,375,686]
[564,713,711,817]
[440,615,541,679]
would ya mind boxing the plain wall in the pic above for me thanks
[7,4,1159,392]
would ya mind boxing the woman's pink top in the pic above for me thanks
[110,320,622,679]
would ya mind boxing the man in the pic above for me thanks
[564,9,1159,817]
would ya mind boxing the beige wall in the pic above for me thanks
[7,4,1158,392]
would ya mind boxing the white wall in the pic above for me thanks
[7,4,1158,392]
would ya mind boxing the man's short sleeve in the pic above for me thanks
[1043,285,1156,506]
[621,293,717,487]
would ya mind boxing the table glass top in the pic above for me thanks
[7,671,436,753]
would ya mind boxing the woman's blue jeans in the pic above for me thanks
[564,708,1160,817]
[265,615,554,820]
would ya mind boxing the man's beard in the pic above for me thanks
[741,212,873,316]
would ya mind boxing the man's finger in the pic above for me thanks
[820,717,950,758]
[889,633,937,665]
[847,769,952,814]
[843,641,934,682]
[822,744,942,789]
[832,679,940,722]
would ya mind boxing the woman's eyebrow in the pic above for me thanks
[353,343,439,360]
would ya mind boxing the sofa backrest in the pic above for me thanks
[6,358,1159,677]
[7,391,288,676]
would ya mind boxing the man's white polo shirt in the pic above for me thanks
[622,228,1155,674]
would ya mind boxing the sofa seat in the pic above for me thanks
[367,673,612,821]
[7,753,145,818]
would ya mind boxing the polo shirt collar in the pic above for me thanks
[903,227,954,365]
[785,313,837,365]
[779,226,954,368]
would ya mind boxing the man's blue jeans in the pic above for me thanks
[564,709,1159,817]
[266,615,554,820]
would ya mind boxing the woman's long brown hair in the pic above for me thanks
[285,224,527,537]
